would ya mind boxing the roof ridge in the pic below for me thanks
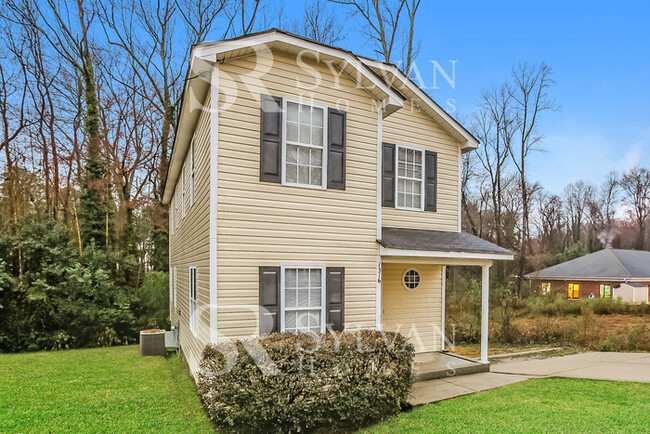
[605,249,632,278]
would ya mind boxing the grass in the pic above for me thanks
[363,378,650,433]
[0,345,213,433]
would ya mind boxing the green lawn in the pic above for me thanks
[2,347,649,433]
[0,346,213,433]
[364,377,650,433]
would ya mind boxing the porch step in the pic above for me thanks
[413,352,490,382]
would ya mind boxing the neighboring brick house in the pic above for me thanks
[525,249,650,302]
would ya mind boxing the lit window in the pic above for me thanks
[403,268,421,291]
[541,282,551,294]
[282,267,325,333]
[600,284,611,298]
[396,146,424,210]
[189,267,197,335]
[283,101,326,188]
[568,283,580,299]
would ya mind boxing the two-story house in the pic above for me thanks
[162,29,513,376]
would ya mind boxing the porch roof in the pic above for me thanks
[378,227,514,262]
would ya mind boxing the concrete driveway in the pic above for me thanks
[491,351,650,382]
[410,352,650,406]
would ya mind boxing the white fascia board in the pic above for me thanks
[162,54,213,204]
[361,58,479,151]
[526,276,649,282]
[194,32,404,114]
[379,245,514,262]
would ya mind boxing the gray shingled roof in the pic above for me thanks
[379,227,513,256]
[525,249,650,280]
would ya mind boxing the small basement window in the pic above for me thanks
[403,268,421,291]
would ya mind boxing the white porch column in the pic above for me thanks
[480,264,491,364]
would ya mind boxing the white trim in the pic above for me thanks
[360,57,479,151]
[189,266,198,337]
[189,139,195,207]
[181,164,186,219]
[279,265,327,333]
[280,97,328,190]
[441,265,446,350]
[209,64,219,344]
[458,146,462,232]
[379,246,514,261]
[376,102,383,331]
[480,264,490,364]
[394,144,425,212]
[173,266,177,308]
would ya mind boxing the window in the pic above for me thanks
[190,141,195,207]
[568,283,580,299]
[541,282,551,294]
[396,145,424,210]
[403,268,421,291]
[283,100,327,188]
[189,267,197,335]
[281,266,326,333]
[170,195,175,235]
[173,266,177,308]
[181,165,186,219]
[600,284,611,298]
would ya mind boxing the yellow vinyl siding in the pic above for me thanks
[382,103,460,231]
[168,92,212,376]
[216,51,379,341]
[381,263,443,352]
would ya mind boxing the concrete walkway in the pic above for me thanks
[491,351,650,382]
[410,351,650,406]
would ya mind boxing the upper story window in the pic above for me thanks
[283,100,327,188]
[189,140,195,207]
[181,164,186,219]
[396,145,425,211]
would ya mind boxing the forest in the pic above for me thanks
[0,0,649,352]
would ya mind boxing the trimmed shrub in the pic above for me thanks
[197,330,414,433]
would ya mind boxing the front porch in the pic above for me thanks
[378,227,514,365]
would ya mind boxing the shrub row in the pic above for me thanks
[197,330,414,433]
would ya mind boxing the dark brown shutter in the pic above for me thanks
[382,142,396,207]
[326,267,345,332]
[425,151,438,212]
[259,266,280,334]
[327,108,346,190]
[259,95,282,183]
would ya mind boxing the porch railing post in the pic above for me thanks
[480,264,491,364]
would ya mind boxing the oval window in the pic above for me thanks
[402,268,421,291]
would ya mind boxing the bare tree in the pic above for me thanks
[537,193,564,252]
[330,0,404,66]
[401,0,420,75]
[508,62,557,293]
[471,83,515,247]
[620,166,650,250]
[563,180,594,245]
[291,0,346,45]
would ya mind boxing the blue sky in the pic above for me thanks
[282,0,650,193]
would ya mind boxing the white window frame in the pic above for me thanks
[189,140,195,207]
[395,144,425,211]
[173,266,177,308]
[280,265,327,333]
[281,98,328,190]
[170,194,175,235]
[189,266,198,336]
[181,164,186,219]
